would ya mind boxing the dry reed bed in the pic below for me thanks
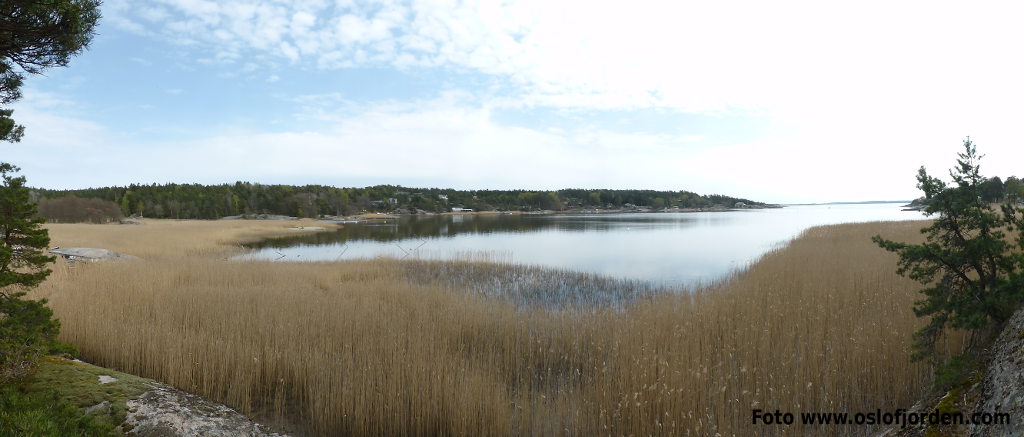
[32,219,962,435]
[44,219,336,259]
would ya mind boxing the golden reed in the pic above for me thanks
[33,219,963,435]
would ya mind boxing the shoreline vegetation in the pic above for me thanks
[223,204,786,225]
[33,182,775,223]
[28,218,967,435]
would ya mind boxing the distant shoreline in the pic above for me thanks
[783,200,911,206]
[324,204,785,221]
[219,201,935,224]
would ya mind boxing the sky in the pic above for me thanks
[6,0,1024,204]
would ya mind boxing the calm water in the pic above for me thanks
[243,203,926,287]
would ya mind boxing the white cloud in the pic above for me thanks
[101,1,1024,119]
[3,105,119,181]
[279,42,300,61]
[11,88,952,203]
[28,0,1024,202]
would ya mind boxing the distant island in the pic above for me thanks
[32,183,774,222]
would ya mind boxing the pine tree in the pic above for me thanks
[1,0,101,141]
[0,163,60,384]
[0,164,52,288]
[873,138,1024,362]
[0,0,99,382]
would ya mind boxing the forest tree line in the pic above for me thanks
[979,176,1024,202]
[908,175,1024,207]
[31,182,767,222]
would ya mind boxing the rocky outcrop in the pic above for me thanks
[874,306,1024,437]
[38,357,288,437]
[970,307,1024,436]
[125,383,287,437]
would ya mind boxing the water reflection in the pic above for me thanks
[243,203,926,287]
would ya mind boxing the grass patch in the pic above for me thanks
[1,357,153,436]
[0,385,115,437]
[0,356,154,436]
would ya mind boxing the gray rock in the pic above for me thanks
[125,384,287,437]
[970,308,1024,437]
[50,247,139,261]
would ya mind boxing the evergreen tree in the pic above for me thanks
[0,164,52,287]
[1,0,101,141]
[1,0,100,383]
[0,164,59,384]
[873,138,1024,362]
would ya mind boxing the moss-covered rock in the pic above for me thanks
[21,356,154,434]
[5,357,288,436]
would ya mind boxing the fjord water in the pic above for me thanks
[245,203,925,288]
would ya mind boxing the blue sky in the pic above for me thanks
[7,0,1024,203]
